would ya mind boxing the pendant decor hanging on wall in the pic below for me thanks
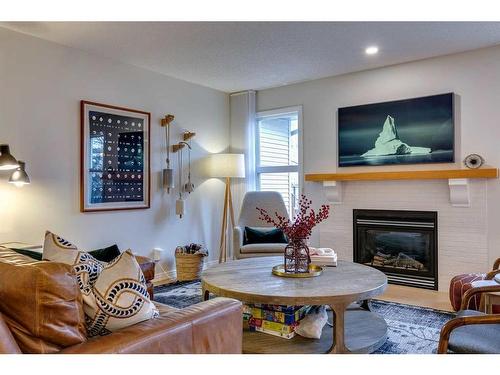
[161,114,175,193]
[183,137,195,194]
[172,132,196,219]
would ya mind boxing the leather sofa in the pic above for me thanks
[0,247,243,354]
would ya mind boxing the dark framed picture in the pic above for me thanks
[338,93,454,167]
[80,101,150,212]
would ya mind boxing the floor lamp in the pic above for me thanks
[209,153,245,263]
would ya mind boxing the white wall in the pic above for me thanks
[255,45,500,290]
[229,91,257,233]
[0,28,230,277]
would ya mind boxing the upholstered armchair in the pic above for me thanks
[438,282,500,354]
[233,191,289,259]
[449,257,500,313]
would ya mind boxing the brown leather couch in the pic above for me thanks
[0,247,243,354]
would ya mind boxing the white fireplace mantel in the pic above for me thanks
[322,178,472,207]
[305,167,498,207]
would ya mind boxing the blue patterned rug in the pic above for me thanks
[154,281,454,354]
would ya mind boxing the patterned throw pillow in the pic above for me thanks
[42,231,158,336]
[42,231,104,303]
[85,250,159,336]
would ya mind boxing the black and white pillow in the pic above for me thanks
[42,231,158,336]
[42,231,103,299]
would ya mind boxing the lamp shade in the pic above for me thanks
[208,153,245,178]
[0,144,19,170]
[9,161,30,187]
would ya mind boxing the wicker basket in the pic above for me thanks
[175,253,204,281]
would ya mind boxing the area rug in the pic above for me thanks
[154,281,454,354]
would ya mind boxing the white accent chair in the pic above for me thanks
[233,191,289,259]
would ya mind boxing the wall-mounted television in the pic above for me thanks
[338,93,454,167]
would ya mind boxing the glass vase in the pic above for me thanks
[284,238,311,273]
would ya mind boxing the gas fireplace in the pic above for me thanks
[353,209,438,290]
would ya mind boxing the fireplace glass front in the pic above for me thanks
[353,209,438,290]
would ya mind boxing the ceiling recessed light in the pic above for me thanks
[365,46,379,55]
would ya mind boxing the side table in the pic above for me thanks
[484,291,500,314]
[136,255,157,299]
[471,279,500,313]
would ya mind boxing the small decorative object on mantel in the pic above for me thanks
[174,243,208,282]
[257,195,330,275]
[464,153,485,169]
[80,101,150,212]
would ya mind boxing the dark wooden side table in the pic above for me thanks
[136,255,156,299]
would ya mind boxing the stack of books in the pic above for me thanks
[309,247,337,266]
[243,304,309,339]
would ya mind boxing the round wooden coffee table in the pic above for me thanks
[201,256,388,354]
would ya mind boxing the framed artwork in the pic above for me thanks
[338,93,454,167]
[80,100,150,212]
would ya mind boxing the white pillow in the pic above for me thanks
[86,249,159,336]
[42,231,158,336]
[43,231,104,300]
[295,306,328,339]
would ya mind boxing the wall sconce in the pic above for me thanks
[9,161,30,187]
[0,145,19,170]
[0,144,30,188]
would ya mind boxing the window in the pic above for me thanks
[255,107,301,217]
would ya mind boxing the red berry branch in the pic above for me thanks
[257,195,330,240]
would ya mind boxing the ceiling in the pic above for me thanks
[3,22,500,92]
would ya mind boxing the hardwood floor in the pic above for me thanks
[378,284,453,311]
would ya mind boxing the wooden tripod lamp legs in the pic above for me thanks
[219,177,235,263]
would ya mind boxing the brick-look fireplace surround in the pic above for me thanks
[318,179,488,291]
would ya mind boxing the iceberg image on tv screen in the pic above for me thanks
[338,93,454,167]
